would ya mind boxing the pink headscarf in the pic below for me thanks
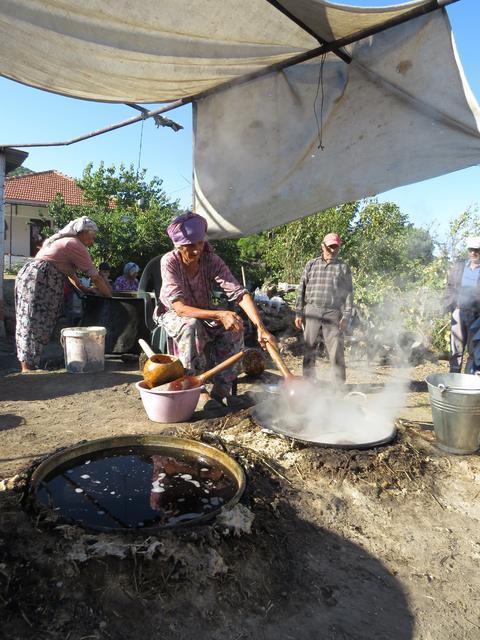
[167,211,207,246]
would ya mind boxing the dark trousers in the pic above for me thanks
[303,306,346,383]
[449,308,478,373]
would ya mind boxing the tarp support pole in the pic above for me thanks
[0,151,6,338]
[124,103,183,132]
[263,0,352,63]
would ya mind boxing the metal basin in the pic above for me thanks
[426,373,480,454]
[255,391,396,449]
[81,294,150,355]
[28,435,246,531]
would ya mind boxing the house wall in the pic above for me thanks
[4,203,51,258]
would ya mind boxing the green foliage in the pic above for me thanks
[237,198,437,306]
[6,166,33,177]
[437,205,480,260]
[430,318,451,357]
[47,162,181,273]
[210,239,242,281]
[260,203,358,282]
[4,263,24,275]
[236,233,271,288]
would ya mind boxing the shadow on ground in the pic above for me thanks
[409,380,428,393]
[0,414,26,432]
[0,360,142,402]
[1,445,414,640]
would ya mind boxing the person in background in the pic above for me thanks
[98,262,112,284]
[444,236,480,373]
[113,262,141,292]
[294,232,353,385]
[63,273,92,325]
[154,211,275,406]
[15,216,112,373]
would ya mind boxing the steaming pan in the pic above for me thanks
[255,394,396,449]
[267,419,396,449]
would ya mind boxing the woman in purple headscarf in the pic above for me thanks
[154,211,274,405]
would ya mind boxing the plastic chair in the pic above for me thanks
[137,255,170,354]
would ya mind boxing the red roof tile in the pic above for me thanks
[5,170,85,206]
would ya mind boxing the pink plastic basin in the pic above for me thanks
[136,380,202,423]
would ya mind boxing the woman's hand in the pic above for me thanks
[257,325,276,350]
[81,286,98,296]
[219,310,244,332]
[91,273,113,298]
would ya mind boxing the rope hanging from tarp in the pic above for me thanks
[313,53,327,151]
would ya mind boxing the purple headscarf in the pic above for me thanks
[167,211,207,246]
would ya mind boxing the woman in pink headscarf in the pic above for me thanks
[154,211,274,405]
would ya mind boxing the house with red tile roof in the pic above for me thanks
[4,170,85,263]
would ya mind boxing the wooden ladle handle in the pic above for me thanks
[198,350,245,384]
[265,341,293,379]
[138,339,155,359]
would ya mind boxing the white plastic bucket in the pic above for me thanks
[61,326,107,373]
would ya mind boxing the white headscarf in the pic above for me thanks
[45,216,98,246]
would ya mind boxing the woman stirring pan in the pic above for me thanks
[15,216,112,373]
[154,211,275,406]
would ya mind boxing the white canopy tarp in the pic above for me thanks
[0,0,479,237]
[0,0,435,103]
[194,8,480,236]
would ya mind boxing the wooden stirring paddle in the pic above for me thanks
[264,340,316,411]
[264,340,297,380]
[150,350,245,393]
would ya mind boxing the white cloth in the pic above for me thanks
[45,216,98,246]
[0,2,479,238]
[0,0,439,103]
[194,10,480,237]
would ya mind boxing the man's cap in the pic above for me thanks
[322,233,341,247]
[466,236,480,249]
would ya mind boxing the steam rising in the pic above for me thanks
[257,374,407,446]
[257,288,444,446]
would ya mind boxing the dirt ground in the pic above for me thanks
[1,319,480,639]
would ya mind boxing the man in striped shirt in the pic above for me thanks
[294,233,353,384]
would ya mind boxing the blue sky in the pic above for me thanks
[0,0,478,236]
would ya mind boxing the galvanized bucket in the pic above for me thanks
[426,373,480,454]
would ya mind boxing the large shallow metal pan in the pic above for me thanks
[28,434,246,531]
[254,394,396,449]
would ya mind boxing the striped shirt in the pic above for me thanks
[295,256,353,319]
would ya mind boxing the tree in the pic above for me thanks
[437,205,480,260]
[48,162,181,273]
[259,202,358,282]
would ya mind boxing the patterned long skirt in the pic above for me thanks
[157,310,244,387]
[15,260,65,366]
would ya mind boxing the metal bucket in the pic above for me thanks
[426,373,480,454]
